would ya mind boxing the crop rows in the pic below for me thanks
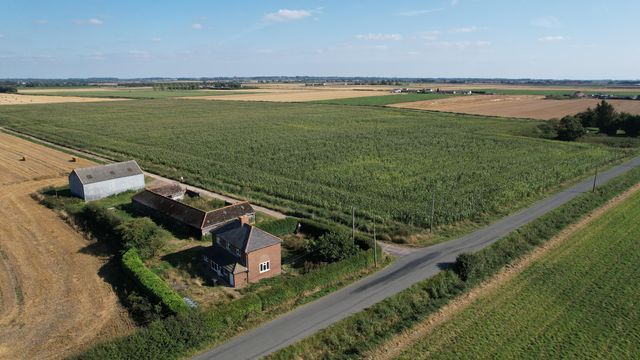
[0,99,627,239]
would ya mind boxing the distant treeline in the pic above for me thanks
[0,84,17,93]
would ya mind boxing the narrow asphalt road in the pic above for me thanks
[195,155,640,360]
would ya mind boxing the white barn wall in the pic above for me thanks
[82,174,145,201]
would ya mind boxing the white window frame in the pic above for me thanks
[259,261,270,273]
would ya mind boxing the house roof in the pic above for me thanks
[132,190,255,230]
[215,223,281,253]
[148,183,185,198]
[132,190,205,229]
[202,202,255,229]
[206,247,247,274]
[71,160,143,185]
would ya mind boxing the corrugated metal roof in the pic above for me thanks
[216,223,281,253]
[71,160,143,185]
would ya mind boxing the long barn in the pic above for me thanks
[69,160,145,201]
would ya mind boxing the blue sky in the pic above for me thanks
[1,0,638,79]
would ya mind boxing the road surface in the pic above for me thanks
[195,155,640,360]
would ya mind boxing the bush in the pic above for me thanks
[576,107,596,128]
[555,116,586,141]
[620,113,640,137]
[126,291,163,323]
[122,249,190,314]
[0,85,17,94]
[256,217,299,236]
[306,231,359,263]
[117,217,169,259]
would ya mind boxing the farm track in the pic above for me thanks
[0,127,287,220]
[0,133,133,359]
[366,181,640,360]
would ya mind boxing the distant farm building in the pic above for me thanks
[131,187,256,237]
[69,160,145,201]
[204,220,282,287]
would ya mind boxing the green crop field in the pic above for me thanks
[0,99,630,242]
[19,89,253,99]
[399,189,640,359]
[313,93,451,106]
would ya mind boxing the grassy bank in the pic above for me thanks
[268,163,640,359]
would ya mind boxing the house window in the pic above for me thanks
[259,261,270,273]
[235,248,241,257]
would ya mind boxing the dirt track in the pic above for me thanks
[0,93,125,106]
[0,133,132,359]
[389,95,640,120]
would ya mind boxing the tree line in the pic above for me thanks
[549,100,640,141]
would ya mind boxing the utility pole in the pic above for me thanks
[429,190,436,233]
[592,166,598,192]
[373,217,378,268]
[352,207,356,244]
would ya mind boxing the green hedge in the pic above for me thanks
[269,165,640,359]
[122,249,190,314]
[258,249,376,310]
[256,217,300,236]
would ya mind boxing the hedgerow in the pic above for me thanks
[268,165,640,359]
[255,217,299,236]
[122,248,190,314]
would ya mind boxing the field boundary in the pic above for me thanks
[0,127,286,219]
[366,180,640,360]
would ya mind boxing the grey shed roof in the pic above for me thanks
[71,160,143,185]
[216,223,281,253]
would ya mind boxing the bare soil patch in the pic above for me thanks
[0,93,126,106]
[0,133,133,359]
[366,181,640,360]
[389,95,640,120]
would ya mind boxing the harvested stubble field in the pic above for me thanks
[0,132,133,359]
[182,89,390,102]
[0,100,629,243]
[0,93,125,105]
[390,94,640,120]
[397,186,640,359]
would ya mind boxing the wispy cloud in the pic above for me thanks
[449,26,479,33]
[191,23,203,30]
[538,35,565,42]
[396,8,443,17]
[355,33,403,41]
[151,37,161,42]
[450,0,460,5]
[33,19,48,24]
[531,16,561,28]
[128,50,151,59]
[74,18,103,26]
[84,52,105,61]
[429,40,491,49]
[0,34,4,39]
[263,9,312,22]
[414,31,440,41]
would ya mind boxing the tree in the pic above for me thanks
[595,100,620,135]
[555,116,587,141]
[620,113,640,137]
[576,107,596,128]
[0,85,17,94]
[117,217,169,259]
[306,231,358,263]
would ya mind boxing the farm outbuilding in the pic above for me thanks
[131,188,256,238]
[69,160,145,201]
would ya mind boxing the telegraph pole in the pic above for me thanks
[373,217,378,268]
[592,166,598,192]
[429,190,436,233]
[352,207,356,244]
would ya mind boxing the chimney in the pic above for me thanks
[239,215,249,225]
